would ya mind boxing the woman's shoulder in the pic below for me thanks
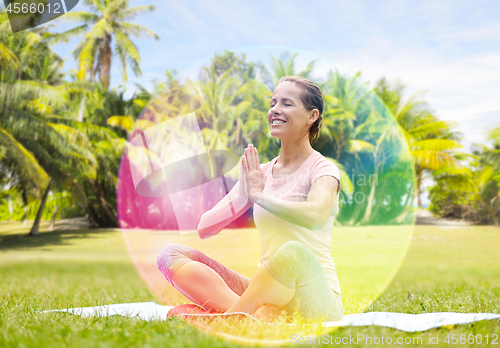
[308,151,341,183]
[309,151,338,168]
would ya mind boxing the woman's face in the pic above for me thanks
[267,81,318,142]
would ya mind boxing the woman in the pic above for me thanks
[157,76,344,322]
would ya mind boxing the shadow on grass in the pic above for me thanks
[0,228,117,251]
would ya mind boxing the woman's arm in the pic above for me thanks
[251,176,338,230]
[242,144,338,230]
[197,162,254,239]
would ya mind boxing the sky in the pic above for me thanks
[5,0,500,205]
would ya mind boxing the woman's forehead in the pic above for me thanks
[272,81,303,99]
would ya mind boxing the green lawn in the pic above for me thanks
[0,221,499,347]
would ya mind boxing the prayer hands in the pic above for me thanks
[242,144,266,203]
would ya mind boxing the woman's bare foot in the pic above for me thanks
[253,304,284,322]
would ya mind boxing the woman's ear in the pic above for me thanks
[308,109,320,125]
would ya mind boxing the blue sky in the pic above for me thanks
[4,0,500,205]
[43,0,500,153]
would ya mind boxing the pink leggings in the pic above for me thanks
[157,243,251,297]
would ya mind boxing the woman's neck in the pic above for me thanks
[277,136,314,168]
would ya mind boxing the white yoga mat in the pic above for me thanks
[44,302,500,333]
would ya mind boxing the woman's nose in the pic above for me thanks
[271,104,282,114]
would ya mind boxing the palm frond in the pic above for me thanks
[47,25,89,45]
[56,11,99,23]
[477,166,494,188]
[114,29,141,76]
[346,139,375,153]
[409,120,458,139]
[412,138,462,152]
[118,22,160,40]
[0,126,48,188]
[108,116,134,131]
[0,42,20,69]
[412,150,456,170]
[119,5,157,21]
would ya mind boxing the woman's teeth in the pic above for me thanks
[272,120,286,124]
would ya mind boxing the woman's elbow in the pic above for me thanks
[309,211,330,230]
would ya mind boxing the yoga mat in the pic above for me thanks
[44,302,500,333]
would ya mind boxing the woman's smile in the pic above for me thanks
[271,118,287,126]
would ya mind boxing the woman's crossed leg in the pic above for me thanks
[156,243,250,312]
[156,241,343,321]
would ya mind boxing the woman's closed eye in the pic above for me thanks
[270,103,292,108]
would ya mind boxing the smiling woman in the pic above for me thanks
[157,76,344,322]
[268,76,324,146]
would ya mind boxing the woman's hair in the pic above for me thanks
[277,76,324,145]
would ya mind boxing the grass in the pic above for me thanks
[0,220,499,347]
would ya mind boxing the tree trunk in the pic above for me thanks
[77,97,86,122]
[388,183,416,224]
[97,183,118,227]
[8,196,13,221]
[90,65,96,83]
[86,205,101,227]
[100,35,112,89]
[48,205,59,231]
[491,196,500,226]
[28,179,52,237]
[86,201,117,228]
[22,190,28,225]
[88,179,118,227]
[23,206,28,225]
[345,191,365,226]
[416,167,423,208]
[360,166,378,224]
[359,182,376,225]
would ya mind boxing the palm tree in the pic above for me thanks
[193,65,271,156]
[266,52,318,86]
[471,128,500,225]
[428,128,500,225]
[0,18,99,233]
[1,10,64,83]
[0,12,19,76]
[58,0,160,89]
[319,70,373,162]
[374,78,463,207]
[0,118,48,200]
[317,70,387,225]
[0,80,98,235]
[66,86,133,227]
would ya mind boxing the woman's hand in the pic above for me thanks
[242,144,266,203]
